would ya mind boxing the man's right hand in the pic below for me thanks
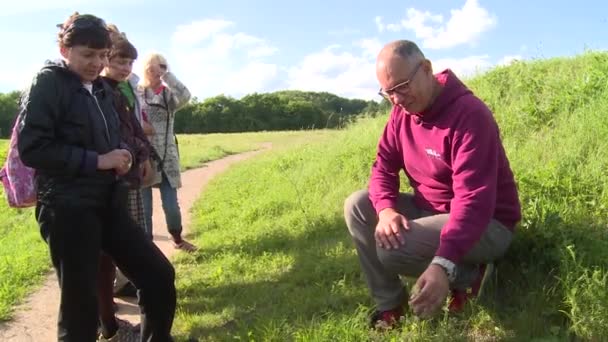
[375,208,409,249]
[97,149,132,175]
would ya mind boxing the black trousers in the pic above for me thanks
[36,185,176,342]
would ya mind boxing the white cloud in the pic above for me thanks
[224,63,279,94]
[286,45,379,100]
[357,38,383,60]
[375,16,385,33]
[168,19,279,99]
[172,19,234,46]
[381,0,497,50]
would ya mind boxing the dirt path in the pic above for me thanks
[0,144,271,342]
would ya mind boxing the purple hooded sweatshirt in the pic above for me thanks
[369,69,521,263]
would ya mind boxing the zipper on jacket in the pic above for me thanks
[90,91,111,143]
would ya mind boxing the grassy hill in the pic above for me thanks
[175,52,608,341]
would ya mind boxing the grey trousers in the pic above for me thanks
[344,189,513,311]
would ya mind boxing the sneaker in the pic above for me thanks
[98,318,140,341]
[448,263,494,313]
[172,238,198,252]
[113,282,138,299]
[370,306,404,330]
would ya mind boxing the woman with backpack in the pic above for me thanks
[138,53,197,251]
[16,13,176,341]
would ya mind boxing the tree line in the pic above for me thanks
[0,89,389,138]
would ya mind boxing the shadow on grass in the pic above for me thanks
[176,215,367,340]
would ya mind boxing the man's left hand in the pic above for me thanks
[408,264,450,318]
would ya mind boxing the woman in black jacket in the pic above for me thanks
[17,13,176,342]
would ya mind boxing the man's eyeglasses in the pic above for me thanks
[378,62,423,100]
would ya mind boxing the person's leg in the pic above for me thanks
[158,172,183,239]
[101,194,176,341]
[159,172,197,251]
[36,203,103,341]
[344,189,424,311]
[98,253,119,338]
[112,189,147,298]
[141,186,154,240]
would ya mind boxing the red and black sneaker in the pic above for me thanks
[370,306,404,329]
[448,263,494,313]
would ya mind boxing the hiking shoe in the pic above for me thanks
[98,318,140,341]
[113,282,138,298]
[370,306,404,330]
[172,238,198,252]
[448,263,494,313]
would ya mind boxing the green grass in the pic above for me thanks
[0,132,332,322]
[0,139,50,321]
[173,52,608,341]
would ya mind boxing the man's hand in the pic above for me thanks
[408,264,450,318]
[98,149,132,175]
[375,208,408,249]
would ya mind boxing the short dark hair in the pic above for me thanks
[57,12,111,49]
[107,24,138,60]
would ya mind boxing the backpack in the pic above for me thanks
[0,96,36,208]
[0,69,74,208]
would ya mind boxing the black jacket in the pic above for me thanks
[18,60,127,207]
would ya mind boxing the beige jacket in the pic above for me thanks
[138,72,190,188]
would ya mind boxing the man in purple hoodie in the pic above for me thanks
[344,40,521,328]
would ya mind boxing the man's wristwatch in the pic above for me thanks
[431,256,457,283]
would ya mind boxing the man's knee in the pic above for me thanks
[376,246,427,277]
[344,189,374,225]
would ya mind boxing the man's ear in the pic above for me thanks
[423,59,433,74]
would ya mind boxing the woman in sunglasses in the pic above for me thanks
[17,12,176,341]
[138,53,196,251]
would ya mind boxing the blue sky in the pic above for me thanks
[1,0,606,100]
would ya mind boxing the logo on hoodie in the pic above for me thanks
[425,148,442,159]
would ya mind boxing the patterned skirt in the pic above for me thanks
[127,189,146,232]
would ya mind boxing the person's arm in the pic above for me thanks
[17,70,98,175]
[435,105,500,264]
[161,72,191,111]
[140,110,155,135]
[368,107,404,213]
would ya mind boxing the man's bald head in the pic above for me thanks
[379,40,425,62]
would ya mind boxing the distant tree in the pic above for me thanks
[0,91,21,138]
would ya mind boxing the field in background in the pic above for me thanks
[177,130,334,170]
